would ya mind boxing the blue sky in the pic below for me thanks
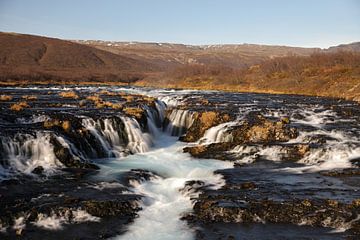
[0,0,359,48]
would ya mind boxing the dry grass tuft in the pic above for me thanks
[86,95,102,102]
[44,119,72,132]
[123,107,144,118]
[121,95,135,102]
[59,91,79,99]
[0,95,13,101]
[10,101,29,111]
[100,90,117,96]
[22,95,37,101]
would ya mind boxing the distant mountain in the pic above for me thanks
[327,42,360,53]
[75,40,320,69]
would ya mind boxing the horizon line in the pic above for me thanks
[2,31,360,50]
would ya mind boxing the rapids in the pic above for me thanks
[0,85,360,239]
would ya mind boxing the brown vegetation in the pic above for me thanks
[138,51,360,101]
[59,91,79,99]
[0,95,12,101]
[22,95,37,101]
[0,32,155,84]
[123,107,144,119]
[44,119,72,132]
[10,101,29,111]
[1,32,359,101]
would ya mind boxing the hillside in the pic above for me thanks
[75,40,319,70]
[136,51,360,101]
[0,32,158,84]
[0,32,359,102]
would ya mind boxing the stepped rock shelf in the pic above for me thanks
[0,85,359,239]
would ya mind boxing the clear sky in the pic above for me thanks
[0,0,359,48]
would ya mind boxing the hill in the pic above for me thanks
[0,32,359,102]
[75,40,319,70]
[0,32,157,85]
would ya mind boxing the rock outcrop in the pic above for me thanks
[181,111,234,142]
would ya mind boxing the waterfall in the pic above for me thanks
[0,132,63,176]
[165,109,195,136]
[155,100,166,123]
[82,118,112,156]
[81,117,127,157]
[199,121,237,144]
[121,117,153,154]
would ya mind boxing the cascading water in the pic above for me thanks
[199,121,238,144]
[0,132,63,176]
[82,118,113,155]
[2,86,359,239]
[81,117,128,157]
[99,134,233,240]
[121,116,153,154]
[165,109,195,136]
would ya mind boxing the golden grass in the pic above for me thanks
[86,95,102,102]
[123,107,144,118]
[0,95,12,101]
[22,95,37,101]
[10,101,29,111]
[99,90,117,96]
[59,91,79,99]
[44,119,72,132]
[121,95,135,102]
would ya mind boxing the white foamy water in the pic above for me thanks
[165,109,195,136]
[121,117,153,153]
[0,132,63,176]
[199,121,238,144]
[32,209,100,230]
[97,133,232,240]
[82,117,128,157]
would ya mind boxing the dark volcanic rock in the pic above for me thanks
[0,172,141,239]
[50,136,99,169]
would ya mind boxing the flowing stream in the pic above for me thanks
[1,86,360,239]
[97,125,233,240]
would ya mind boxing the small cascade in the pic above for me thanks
[82,118,112,155]
[165,109,195,136]
[199,121,238,144]
[121,117,153,154]
[81,117,127,157]
[53,135,85,162]
[144,107,161,137]
[154,100,166,123]
[0,132,63,176]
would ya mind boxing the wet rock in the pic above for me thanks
[280,144,310,161]
[31,166,44,175]
[189,197,359,231]
[184,113,299,161]
[321,168,360,177]
[181,111,234,142]
[121,169,159,186]
[184,143,234,160]
[83,200,139,217]
[240,182,256,189]
[350,157,360,167]
[0,174,141,239]
[231,113,298,144]
[50,136,99,169]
